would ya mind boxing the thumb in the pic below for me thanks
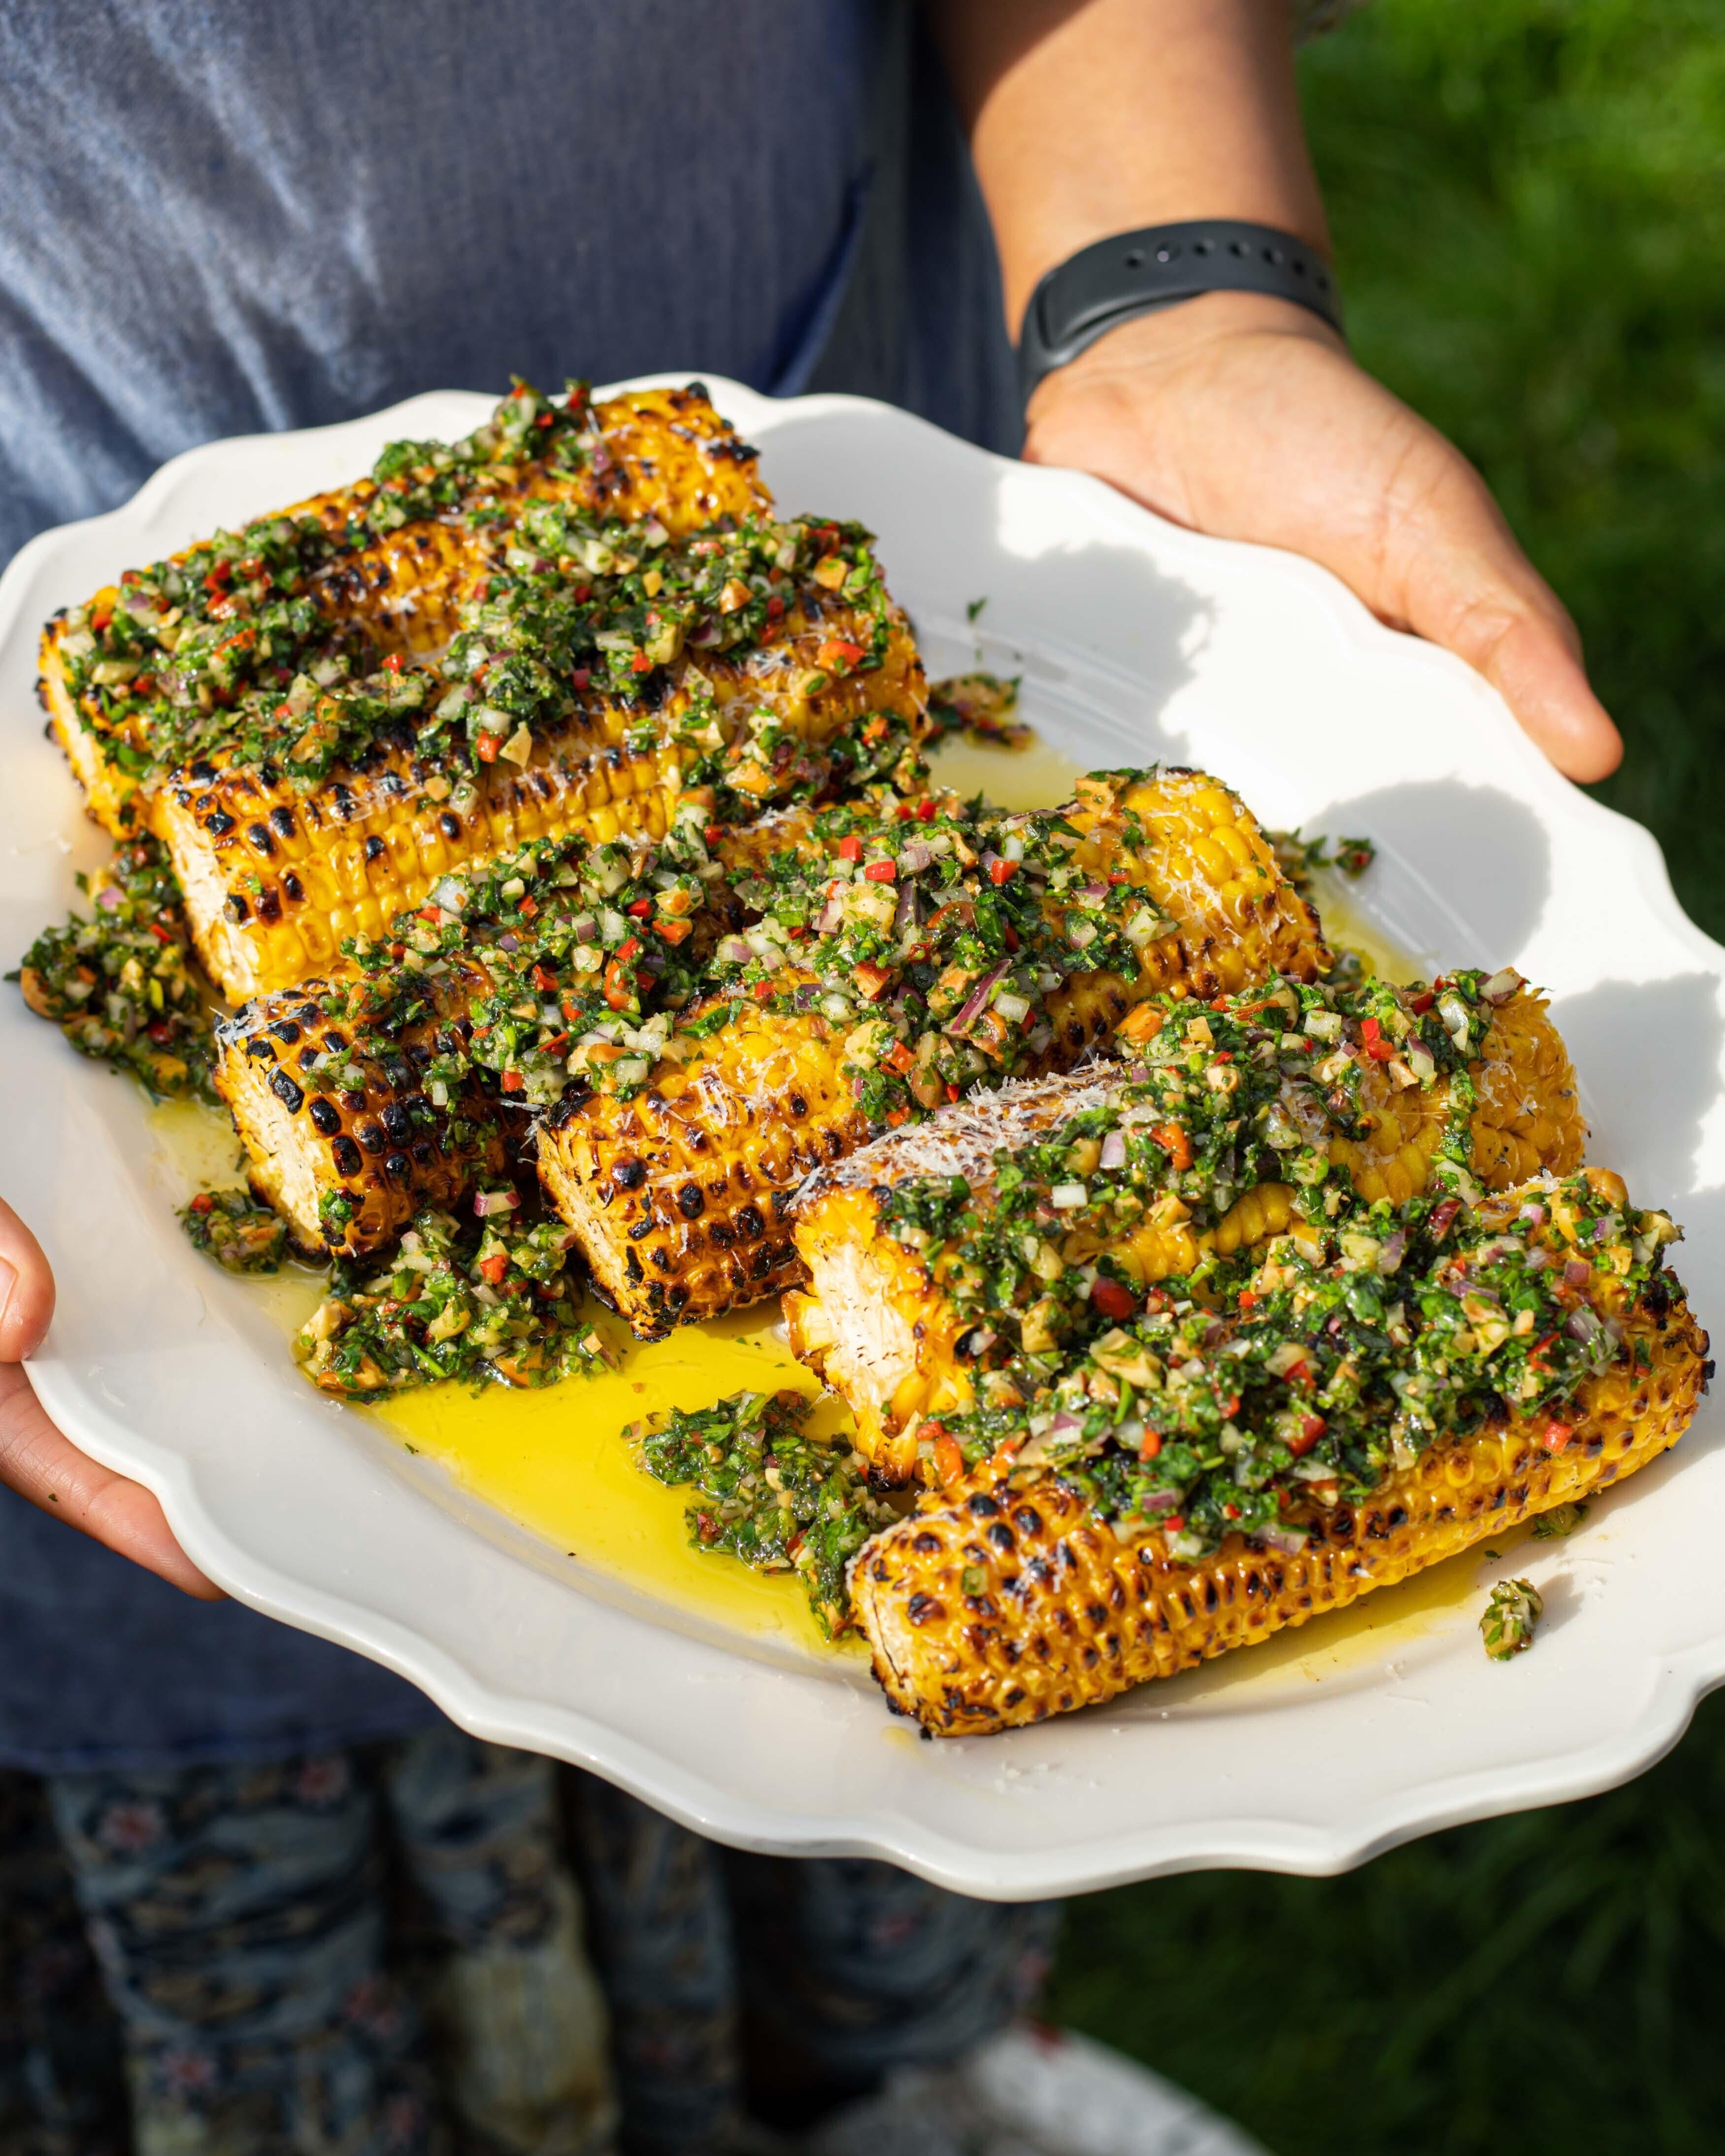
[0,1195,55,1362]
[1379,428,1623,784]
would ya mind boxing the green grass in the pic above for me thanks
[1049,6,1725,2147]
[1302,0,1725,939]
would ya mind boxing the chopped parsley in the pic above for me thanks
[632,1389,898,1636]
[179,1187,289,1274]
[295,1202,607,1397]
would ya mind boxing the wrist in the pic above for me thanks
[1017,220,1343,407]
[1027,290,1347,426]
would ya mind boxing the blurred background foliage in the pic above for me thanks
[1049,4,1725,2149]
[1308,0,1725,935]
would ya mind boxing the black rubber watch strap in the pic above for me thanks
[1018,220,1343,407]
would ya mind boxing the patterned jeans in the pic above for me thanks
[0,1739,1059,2156]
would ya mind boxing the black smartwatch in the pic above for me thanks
[1018,220,1343,407]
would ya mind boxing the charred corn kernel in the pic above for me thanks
[854,1226,1707,1734]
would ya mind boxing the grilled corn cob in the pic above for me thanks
[43,378,928,1002]
[213,807,825,1258]
[538,769,1328,1336]
[160,568,924,1001]
[788,969,1585,1479]
[853,1172,1708,1732]
[42,382,766,838]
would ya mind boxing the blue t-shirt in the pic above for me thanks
[0,0,1014,1770]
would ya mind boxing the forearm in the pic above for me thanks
[931,0,1329,332]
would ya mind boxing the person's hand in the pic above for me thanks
[1024,292,1623,784]
[0,1196,224,1598]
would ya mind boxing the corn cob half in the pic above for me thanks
[852,1173,1708,1732]
[215,966,511,1258]
[788,969,1585,1480]
[41,382,767,838]
[538,769,1329,1336]
[157,568,924,1002]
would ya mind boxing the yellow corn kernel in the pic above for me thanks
[1213,1181,1295,1255]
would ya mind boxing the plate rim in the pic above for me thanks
[5,372,1722,1897]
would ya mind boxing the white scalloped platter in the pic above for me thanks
[3,377,1720,1899]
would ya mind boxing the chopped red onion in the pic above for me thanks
[95,885,123,911]
[473,1190,520,1217]
[950,960,1012,1035]
[897,842,933,874]
[1258,1526,1309,1556]
[1098,1130,1127,1171]
[1563,1258,1591,1287]
[1481,966,1525,1004]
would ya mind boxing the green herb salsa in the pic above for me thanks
[10,835,217,1100]
[874,965,1514,1379]
[296,1203,606,1398]
[641,1173,1684,1628]
[53,377,905,811]
[632,1390,899,1638]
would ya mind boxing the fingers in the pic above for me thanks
[0,1194,55,1361]
[0,1361,226,1600]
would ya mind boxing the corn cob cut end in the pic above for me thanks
[1329,987,1587,1208]
[215,981,508,1260]
[854,1267,1706,1736]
